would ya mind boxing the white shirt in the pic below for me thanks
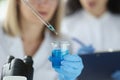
[61,10,120,52]
[0,27,59,80]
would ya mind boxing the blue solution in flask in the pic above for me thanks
[52,49,62,68]
[51,41,70,68]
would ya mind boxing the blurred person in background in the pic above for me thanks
[0,0,83,80]
[61,0,120,54]
[61,0,120,79]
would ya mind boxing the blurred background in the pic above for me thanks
[0,0,7,21]
[0,0,120,80]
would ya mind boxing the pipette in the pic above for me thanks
[23,0,58,35]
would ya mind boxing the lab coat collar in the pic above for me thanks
[9,36,25,59]
[9,31,54,70]
[32,31,54,70]
[82,10,111,23]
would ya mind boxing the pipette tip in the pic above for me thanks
[54,31,58,35]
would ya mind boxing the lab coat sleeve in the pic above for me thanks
[0,39,8,79]
[0,45,8,79]
[0,22,8,79]
[60,18,70,36]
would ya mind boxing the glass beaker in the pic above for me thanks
[51,41,70,68]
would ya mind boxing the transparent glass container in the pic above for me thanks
[51,41,70,68]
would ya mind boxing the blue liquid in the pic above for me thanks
[52,49,69,68]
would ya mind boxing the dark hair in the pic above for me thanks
[66,0,120,16]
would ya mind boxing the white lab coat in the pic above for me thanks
[61,10,120,52]
[0,25,61,80]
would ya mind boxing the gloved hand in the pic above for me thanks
[111,71,120,80]
[49,54,84,80]
[77,45,95,54]
[72,38,95,54]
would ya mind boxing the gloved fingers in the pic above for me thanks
[88,45,95,51]
[63,73,77,80]
[54,66,81,80]
[111,70,120,80]
[78,49,89,54]
[61,65,82,74]
[54,67,61,73]
[79,45,95,52]
[78,46,95,54]
[62,54,83,70]
[61,60,83,70]
[60,65,81,79]
[80,46,94,51]
[63,54,82,62]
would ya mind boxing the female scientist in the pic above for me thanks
[61,0,120,54]
[0,0,83,80]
